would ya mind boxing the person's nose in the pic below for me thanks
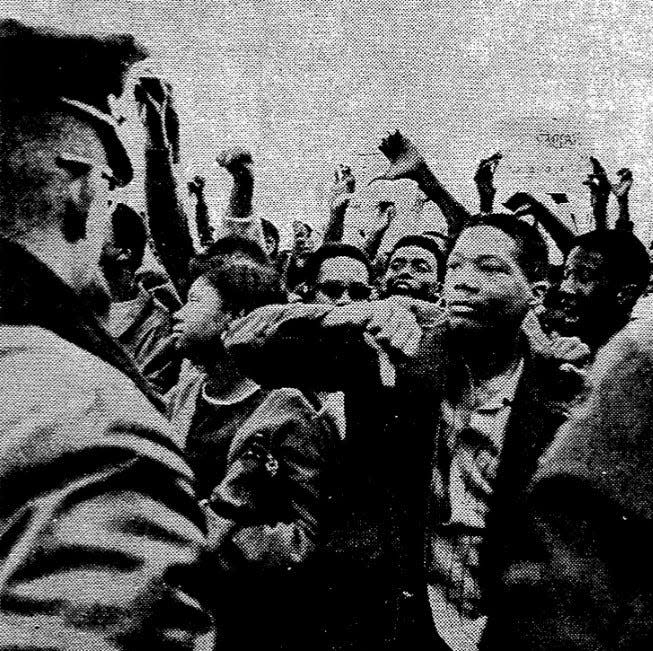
[334,292,352,306]
[449,266,480,293]
[173,304,186,323]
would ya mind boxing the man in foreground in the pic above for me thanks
[225,214,581,650]
[0,19,212,648]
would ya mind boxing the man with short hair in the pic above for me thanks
[382,233,445,302]
[102,203,181,394]
[302,243,373,305]
[555,229,650,354]
[225,213,580,650]
[0,19,212,648]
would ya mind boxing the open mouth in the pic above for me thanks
[390,280,414,291]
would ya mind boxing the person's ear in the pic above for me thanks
[528,280,549,309]
[616,283,641,310]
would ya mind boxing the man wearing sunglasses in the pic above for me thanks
[0,20,212,648]
[302,243,374,306]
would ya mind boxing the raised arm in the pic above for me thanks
[215,147,265,248]
[362,201,397,262]
[612,167,634,231]
[188,175,214,248]
[474,152,502,214]
[136,78,194,297]
[324,165,356,243]
[370,130,472,240]
[583,156,611,231]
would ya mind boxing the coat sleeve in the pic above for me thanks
[207,390,336,572]
[0,346,214,650]
[224,304,381,392]
[481,324,653,651]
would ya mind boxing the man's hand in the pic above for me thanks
[322,299,422,358]
[188,175,206,196]
[369,130,428,184]
[331,164,356,200]
[474,152,502,187]
[216,147,253,176]
[370,202,397,232]
[209,432,278,517]
[582,156,611,205]
[549,332,591,366]
[611,167,633,201]
[134,76,177,151]
[474,151,502,212]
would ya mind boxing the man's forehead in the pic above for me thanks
[452,226,519,262]
[566,246,606,269]
[319,256,368,277]
[390,245,437,262]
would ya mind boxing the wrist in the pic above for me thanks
[145,128,170,151]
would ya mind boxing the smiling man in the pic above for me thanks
[383,234,445,302]
[554,229,649,355]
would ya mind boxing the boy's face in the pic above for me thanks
[172,278,232,356]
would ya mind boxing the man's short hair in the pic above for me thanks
[261,218,280,246]
[304,243,372,286]
[200,257,285,317]
[189,235,268,280]
[111,203,146,270]
[454,214,549,282]
[572,229,650,294]
[389,234,447,282]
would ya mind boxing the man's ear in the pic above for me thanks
[528,280,549,309]
[616,283,641,310]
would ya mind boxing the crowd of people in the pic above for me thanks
[3,17,653,651]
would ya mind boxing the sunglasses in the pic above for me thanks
[315,280,372,301]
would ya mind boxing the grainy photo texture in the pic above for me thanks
[1,1,652,649]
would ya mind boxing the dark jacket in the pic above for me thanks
[107,284,181,396]
[225,303,577,650]
[0,239,213,649]
[482,319,653,651]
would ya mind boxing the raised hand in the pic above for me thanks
[612,167,633,200]
[474,151,502,213]
[369,130,427,184]
[216,147,253,175]
[582,156,611,202]
[331,164,356,200]
[134,76,179,157]
[474,151,502,186]
[583,156,611,230]
[188,175,205,196]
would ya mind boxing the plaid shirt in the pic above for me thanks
[426,359,524,651]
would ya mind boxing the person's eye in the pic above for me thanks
[415,262,431,273]
[479,263,504,273]
[390,261,402,271]
[447,260,461,270]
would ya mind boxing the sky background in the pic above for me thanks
[6,0,653,249]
